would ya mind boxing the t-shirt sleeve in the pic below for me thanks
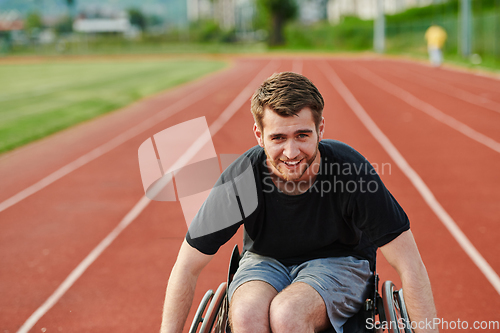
[186,224,241,255]
[185,150,260,255]
[345,161,410,248]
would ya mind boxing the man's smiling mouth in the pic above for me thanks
[282,159,302,167]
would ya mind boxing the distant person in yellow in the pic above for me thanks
[425,24,447,67]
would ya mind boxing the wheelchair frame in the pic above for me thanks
[189,245,413,333]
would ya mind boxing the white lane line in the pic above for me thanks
[403,63,500,95]
[319,61,500,296]
[16,196,150,333]
[16,60,280,333]
[0,69,235,214]
[292,59,303,74]
[386,66,500,115]
[348,65,500,154]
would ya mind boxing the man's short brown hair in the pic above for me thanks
[251,72,324,131]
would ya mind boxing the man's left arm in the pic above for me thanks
[379,230,439,333]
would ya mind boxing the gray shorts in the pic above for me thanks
[228,251,372,333]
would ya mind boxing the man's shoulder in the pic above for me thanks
[238,145,264,169]
[244,145,265,158]
[218,145,264,183]
[319,140,377,179]
[319,139,367,163]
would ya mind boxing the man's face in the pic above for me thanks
[254,107,324,182]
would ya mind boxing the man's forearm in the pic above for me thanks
[400,262,438,333]
[380,231,438,333]
[160,262,198,333]
[160,240,213,333]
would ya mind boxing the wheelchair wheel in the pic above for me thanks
[190,282,227,333]
[189,289,214,333]
[381,281,413,333]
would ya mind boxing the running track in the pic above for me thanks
[1,56,499,332]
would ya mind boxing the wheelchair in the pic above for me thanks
[189,245,413,333]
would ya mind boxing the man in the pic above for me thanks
[425,24,447,67]
[160,72,438,333]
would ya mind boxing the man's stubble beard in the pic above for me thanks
[263,141,320,182]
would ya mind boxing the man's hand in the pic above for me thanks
[160,239,213,333]
[380,230,439,333]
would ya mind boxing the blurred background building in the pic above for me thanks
[0,0,498,67]
[0,0,445,32]
[327,0,446,23]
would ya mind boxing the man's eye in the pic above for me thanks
[272,136,285,141]
[297,134,308,139]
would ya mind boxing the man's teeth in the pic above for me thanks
[284,160,300,166]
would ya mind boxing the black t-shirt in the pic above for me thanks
[186,140,410,270]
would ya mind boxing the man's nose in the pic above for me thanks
[283,140,300,159]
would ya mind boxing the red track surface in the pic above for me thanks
[1,56,499,332]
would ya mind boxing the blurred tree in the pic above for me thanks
[128,8,147,31]
[66,0,76,19]
[187,20,236,43]
[25,12,43,32]
[55,15,73,34]
[194,20,222,42]
[257,0,297,46]
[147,15,164,27]
[24,11,43,44]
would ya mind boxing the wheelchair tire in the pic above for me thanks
[199,282,227,333]
[396,288,411,332]
[381,281,413,333]
[189,289,215,333]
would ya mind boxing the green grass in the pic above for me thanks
[284,17,373,51]
[0,58,227,154]
[5,40,267,57]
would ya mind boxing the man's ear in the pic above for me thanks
[253,123,264,147]
[318,117,325,141]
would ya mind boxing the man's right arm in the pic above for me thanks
[160,239,214,333]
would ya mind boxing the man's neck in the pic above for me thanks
[270,175,317,195]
